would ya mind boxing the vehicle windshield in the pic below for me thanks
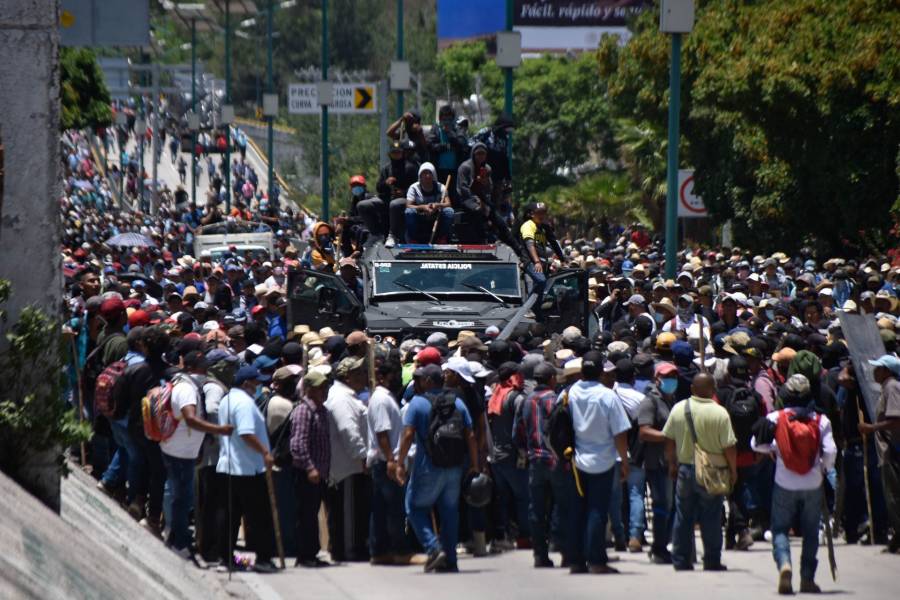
[207,247,270,263]
[372,261,521,298]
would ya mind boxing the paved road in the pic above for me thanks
[216,538,896,600]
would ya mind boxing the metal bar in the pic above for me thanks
[664,33,682,279]
[504,0,513,183]
[321,0,329,220]
[396,0,404,118]
[191,17,198,207]
[225,0,232,212]
[267,0,275,206]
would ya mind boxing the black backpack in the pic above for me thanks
[545,388,575,461]
[721,384,761,451]
[425,389,467,468]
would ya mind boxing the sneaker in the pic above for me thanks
[384,234,396,248]
[627,538,643,553]
[253,560,278,574]
[215,561,230,573]
[424,549,447,573]
[799,579,821,594]
[589,564,620,574]
[126,501,144,521]
[778,564,793,595]
[534,556,555,568]
[736,530,755,551]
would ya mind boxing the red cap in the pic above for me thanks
[350,174,366,186]
[73,248,87,259]
[99,297,126,319]
[251,305,265,316]
[415,346,442,366]
[655,362,678,378]
[123,299,141,309]
[128,309,151,327]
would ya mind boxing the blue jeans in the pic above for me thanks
[627,464,647,539]
[609,462,625,540]
[492,460,531,540]
[370,461,410,557]
[162,453,196,550]
[101,417,143,504]
[524,262,547,300]
[771,484,822,581]
[570,466,615,567]
[672,464,725,568]
[528,461,574,559]
[404,206,454,243]
[405,464,463,567]
[645,468,674,554]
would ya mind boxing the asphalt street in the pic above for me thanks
[216,537,897,600]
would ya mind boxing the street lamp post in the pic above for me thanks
[191,17,198,207]
[660,0,694,278]
[321,0,329,220]
[266,0,275,207]
[224,0,232,212]
[395,0,403,118]
[496,3,521,189]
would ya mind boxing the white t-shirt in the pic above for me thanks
[160,377,206,460]
[366,386,402,466]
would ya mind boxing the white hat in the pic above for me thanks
[442,356,475,383]
[202,320,220,332]
[468,360,491,378]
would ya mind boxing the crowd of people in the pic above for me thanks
[58,105,900,593]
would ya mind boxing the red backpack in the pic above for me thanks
[142,381,178,442]
[94,359,128,418]
[774,409,821,474]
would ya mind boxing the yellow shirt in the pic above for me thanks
[520,219,548,257]
[663,395,736,464]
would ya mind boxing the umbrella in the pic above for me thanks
[105,232,155,247]
[73,180,95,191]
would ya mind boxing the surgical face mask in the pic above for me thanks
[654,312,665,325]
[316,234,332,248]
[765,309,775,321]
[659,377,678,396]
[351,185,365,196]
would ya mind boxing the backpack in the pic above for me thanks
[94,359,128,418]
[546,389,575,461]
[269,403,295,469]
[685,399,733,495]
[722,385,761,451]
[142,381,178,442]
[774,409,821,475]
[425,389,467,468]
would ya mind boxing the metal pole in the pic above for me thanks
[152,64,161,215]
[664,32,682,279]
[396,0,404,118]
[321,0,329,220]
[191,17,198,207]
[267,0,275,207]
[504,0,513,180]
[378,80,388,167]
[225,0,232,212]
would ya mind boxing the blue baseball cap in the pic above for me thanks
[868,354,900,376]
[233,365,261,386]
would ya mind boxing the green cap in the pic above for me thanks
[303,370,329,388]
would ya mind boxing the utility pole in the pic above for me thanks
[266,0,275,206]
[224,0,232,212]
[191,17,198,207]
[321,0,329,220]
[660,0,694,278]
[395,0,403,118]
[504,0,513,176]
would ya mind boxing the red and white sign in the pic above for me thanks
[677,169,707,218]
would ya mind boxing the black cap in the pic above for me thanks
[727,355,749,380]
[282,341,303,364]
[615,358,635,380]
[582,350,605,378]
[413,363,443,382]
[533,361,558,383]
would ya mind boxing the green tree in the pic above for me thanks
[436,41,491,103]
[599,0,900,253]
[59,48,112,131]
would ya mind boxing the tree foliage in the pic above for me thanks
[599,0,900,253]
[59,48,112,131]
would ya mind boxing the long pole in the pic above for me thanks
[664,32,682,279]
[856,395,877,544]
[191,17,198,207]
[151,64,160,215]
[225,0,232,212]
[395,0,404,119]
[504,0,513,179]
[266,0,276,207]
[321,0,329,220]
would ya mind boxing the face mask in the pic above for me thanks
[659,378,678,396]
[316,234,332,248]
[254,384,264,400]
[765,309,775,321]
[677,307,693,321]
[351,185,365,196]
[654,312,665,325]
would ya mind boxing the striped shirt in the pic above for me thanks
[514,386,558,468]
[290,398,331,478]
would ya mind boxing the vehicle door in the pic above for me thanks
[287,268,362,335]
[540,269,588,336]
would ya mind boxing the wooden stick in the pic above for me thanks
[429,175,452,244]
[855,394,876,544]
[696,314,709,375]
[265,466,287,569]
[367,338,377,392]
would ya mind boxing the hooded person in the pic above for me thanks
[379,139,420,247]
[302,222,337,272]
[404,162,453,244]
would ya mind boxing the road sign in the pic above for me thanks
[677,169,707,218]
[288,82,378,114]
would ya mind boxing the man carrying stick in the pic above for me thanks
[860,355,900,554]
[404,163,453,244]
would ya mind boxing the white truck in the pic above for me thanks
[193,220,274,262]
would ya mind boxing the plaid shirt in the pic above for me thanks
[514,386,557,468]
[290,397,330,479]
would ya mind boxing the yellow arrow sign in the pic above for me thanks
[61,9,75,28]
[354,86,374,110]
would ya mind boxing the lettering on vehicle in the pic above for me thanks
[420,263,473,270]
[431,320,476,328]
